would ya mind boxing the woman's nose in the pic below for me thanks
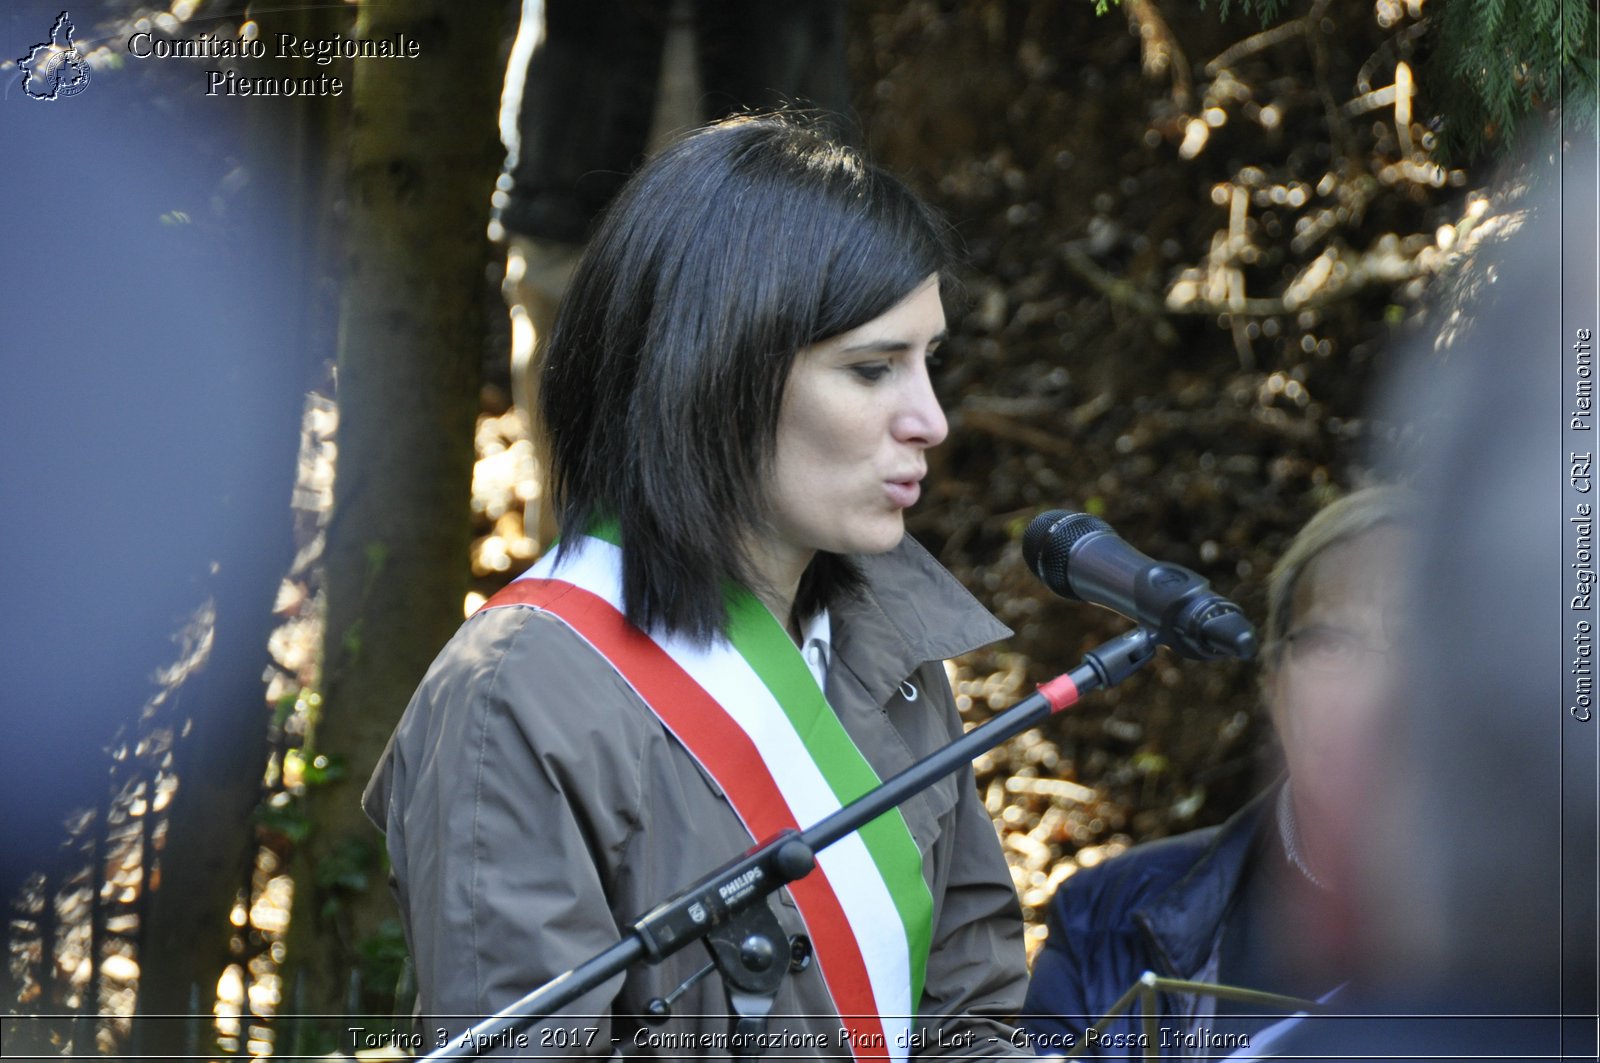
[893,364,949,448]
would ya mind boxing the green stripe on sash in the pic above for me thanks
[587,521,933,1010]
[724,590,934,1012]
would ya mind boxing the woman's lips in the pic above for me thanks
[885,479,921,508]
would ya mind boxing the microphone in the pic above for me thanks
[1023,510,1258,661]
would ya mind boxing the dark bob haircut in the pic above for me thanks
[540,114,956,641]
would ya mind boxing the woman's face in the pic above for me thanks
[759,275,948,574]
[1267,524,1409,825]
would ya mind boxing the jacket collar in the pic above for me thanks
[828,535,1012,705]
[1132,784,1280,978]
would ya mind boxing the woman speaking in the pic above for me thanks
[364,115,1033,1059]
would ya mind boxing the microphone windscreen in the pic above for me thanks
[1022,510,1110,598]
[1022,510,1068,578]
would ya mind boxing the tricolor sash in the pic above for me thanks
[482,533,934,1061]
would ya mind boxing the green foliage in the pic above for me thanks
[301,751,348,787]
[316,836,380,918]
[271,691,299,730]
[284,1022,341,1058]
[363,540,390,584]
[1207,0,1288,20]
[1433,0,1597,158]
[341,616,365,663]
[358,919,411,1009]
[254,799,312,844]
[1093,0,1598,159]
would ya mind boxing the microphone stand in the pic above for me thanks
[419,625,1160,1061]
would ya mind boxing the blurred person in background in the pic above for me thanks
[1023,485,1416,1057]
[0,6,306,1041]
[493,0,850,549]
[1253,136,1596,1059]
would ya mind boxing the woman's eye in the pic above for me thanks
[1286,625,1365,673]
[925,346,944,369]
[1308,630,1359,665]
[848,363,890,383]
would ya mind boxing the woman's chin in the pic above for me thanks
[845,518,907,556]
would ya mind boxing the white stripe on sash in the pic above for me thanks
[521,538,918,1054]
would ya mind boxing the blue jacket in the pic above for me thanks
[1021,790,1274,1057]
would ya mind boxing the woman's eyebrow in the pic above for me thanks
[839,329,948,354]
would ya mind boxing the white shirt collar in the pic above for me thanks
[798,607,832,692]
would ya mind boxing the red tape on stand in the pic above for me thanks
[1038,674,1080,713]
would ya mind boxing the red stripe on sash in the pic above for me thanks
[485,577,891,1059]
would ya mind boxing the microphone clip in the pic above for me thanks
[640,897,811,1062]
[1081,626,1161,688]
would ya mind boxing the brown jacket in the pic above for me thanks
[363,536,1033,1058]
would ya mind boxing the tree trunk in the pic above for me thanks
[285,0,505,1045]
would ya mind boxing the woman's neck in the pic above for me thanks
[743,536,814,644]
